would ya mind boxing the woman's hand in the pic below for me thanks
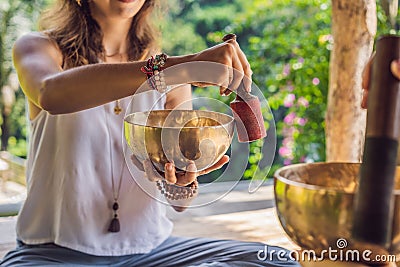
[131,155,229,211]
[131,154,230,185]
[361,54,400,108]
[190,34,253,96]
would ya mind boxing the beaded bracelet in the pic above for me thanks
[140,53,168,93]
[156,180,198,200]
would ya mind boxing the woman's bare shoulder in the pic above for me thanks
[13,31,62,62]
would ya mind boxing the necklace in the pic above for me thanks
[104,104,125,233]
[105,52,126,115]
[114,100,122,115]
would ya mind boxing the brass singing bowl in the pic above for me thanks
[274,162,400,255]
[124,110,234,173]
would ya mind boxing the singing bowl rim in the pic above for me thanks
[274,162,400,194]
[124,109,235,130]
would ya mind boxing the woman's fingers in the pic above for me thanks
[229,45,245,94]
[194,33,252,96]
[361,53,374,91]
[143,160,162,182]
[229,40,253,92]
[361,53,400,109]
[164,163,177,184]
[361,53,375,109]
[153,155,229,187]
[361,89,368,109]
[163,162,197,186]
[220,34,236,95]
[176,162,197,186]
[222,34,251,94]
[130,154,144,172]
[199,155,230,176]
[220,63,233,96]
[390,59,400,80]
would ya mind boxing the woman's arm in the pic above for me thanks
[13,32,250,116]
[13,33,194,116]
[13,32,185,115]
[165,84,193,110]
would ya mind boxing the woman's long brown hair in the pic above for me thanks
[39,0,159,69]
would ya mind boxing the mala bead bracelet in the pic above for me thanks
[156,180,198,200]
[140,53,168,93]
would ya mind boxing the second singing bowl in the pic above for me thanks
[274,162,400,255]
[124,110,234,173]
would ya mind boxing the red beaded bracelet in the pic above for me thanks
[140,53,168,93]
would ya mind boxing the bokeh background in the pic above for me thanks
[0,0,393,182]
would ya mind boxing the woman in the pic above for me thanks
[0,0,298,266]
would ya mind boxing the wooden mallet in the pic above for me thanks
[222,34,267,142]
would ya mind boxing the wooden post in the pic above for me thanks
[326,0,377,162]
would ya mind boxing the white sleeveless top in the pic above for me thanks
[16,91,173,256]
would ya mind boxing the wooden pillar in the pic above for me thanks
[326,0,377,162]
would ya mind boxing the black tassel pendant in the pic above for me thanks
[108,202,120,233]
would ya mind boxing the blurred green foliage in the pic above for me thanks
[0,0,394,181]
[162,0,332,180]
[0,0,49,157]
[161,0,393,180]
[237,0,332,169]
